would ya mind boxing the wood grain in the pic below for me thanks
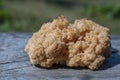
[0,33,120,80]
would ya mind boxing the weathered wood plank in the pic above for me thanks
[0,33,120,80]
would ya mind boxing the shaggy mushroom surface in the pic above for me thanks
[25,16,111,70]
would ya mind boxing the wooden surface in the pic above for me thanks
[0,33,120,80]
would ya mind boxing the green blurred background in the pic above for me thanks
[0,0,120,34]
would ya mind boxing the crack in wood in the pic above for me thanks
[0,60,29,65]
[0,65,32,73]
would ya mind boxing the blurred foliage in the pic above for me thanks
[0,0,11,32]
[0,0,120,34]
[80,5,120,19]
[0,11,11,24]
[44,0,78,8]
